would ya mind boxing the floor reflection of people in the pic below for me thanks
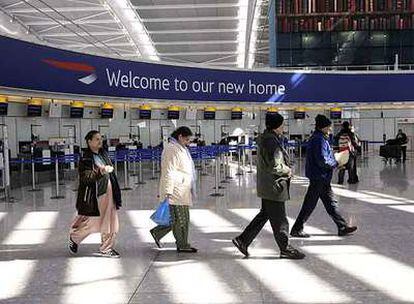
[379,163,409,192]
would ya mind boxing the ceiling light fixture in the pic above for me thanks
[104,0,159,61]
[248,0,263,69]
[237,0,248,68]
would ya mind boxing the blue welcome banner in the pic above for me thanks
[0,35,413,103]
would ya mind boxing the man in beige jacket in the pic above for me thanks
[150,126,198,253]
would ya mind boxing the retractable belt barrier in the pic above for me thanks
[10,154,80,199]
[4,139,377,202]
[7,146,261,198]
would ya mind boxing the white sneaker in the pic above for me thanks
[98,249,120,258]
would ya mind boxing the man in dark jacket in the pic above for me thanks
[291,115,357,238]
[334,121,360,184]
[396,129,408,162]
[232,113,305,259]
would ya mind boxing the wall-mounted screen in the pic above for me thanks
[139,109,151,119]
[0,103,8,116]
[70,107,84,118]
[27,104,42,117]
[168,110,179,119]
[204,111,216,120]
[101,108,114,119]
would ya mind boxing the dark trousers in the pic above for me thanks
[401,146,407,162]
[338,153,358,184]
[238,199,289,251]
[292,180,348,232]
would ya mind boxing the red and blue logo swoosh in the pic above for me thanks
[42,59,97,84]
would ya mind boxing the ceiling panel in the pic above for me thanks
[144,20,237,31]
[153,32,238,43]
[157,43,237,53]
[130,0,238,5]
[137,7,238,19]
[0,0,268,68]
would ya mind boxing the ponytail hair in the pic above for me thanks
[171,126,193,140]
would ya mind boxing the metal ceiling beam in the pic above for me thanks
[9,7,106,13]
[154,40,237,46]
[208,62,238,65]
[133,3,243,10]
[142,16,240,23]
[36,11,110,34]
[3,1,26,9]
[148,28,254,34]
[0,9,43,43]
[46,36,86,44]
[121,51,237,57]
[60,39,238,47]
[82,23,123,31]
[40,31,125,37]
[24,19,116,26]
[65,42,131,47]
[64,0,103,6]
[201,52,241,64]
[22,0,122,56]
[156,51,237,56]
[11,13,57,21]
[8,3,243,13]
[100,35,127,44]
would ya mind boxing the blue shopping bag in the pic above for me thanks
[150,198,171,226]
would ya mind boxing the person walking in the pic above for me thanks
[150,126,198,253]
[291,115,357,238]
[396,129,408,162]
[69,130,122,257]
[334,121,360,184]
[232,113,305,259]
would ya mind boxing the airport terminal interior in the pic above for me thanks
[0,0,414,303]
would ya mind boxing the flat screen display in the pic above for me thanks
[168,110,179,119]
[27,104,42,117]
[204,111,215,120]
[101,108,114,119]
[330,111,342,119]
[294,111,305,119]
[0,103,8,116]
[139,109,151,119]
[70,107,84,118]
[231,111,242,120]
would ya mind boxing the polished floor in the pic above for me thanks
[1,153,414,304]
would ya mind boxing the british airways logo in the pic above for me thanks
[42,59,97,84]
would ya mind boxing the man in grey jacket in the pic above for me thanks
[232,113,305,259]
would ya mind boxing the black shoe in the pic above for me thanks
[232,237,249,258]
[150,229,161,248]
[99,249,120,258]
[177,247,198,253]
[111,248,120,256]
[68,237,78,254]
[338,226,357,236]
[280,245,306,260]
[290,230,310,238]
